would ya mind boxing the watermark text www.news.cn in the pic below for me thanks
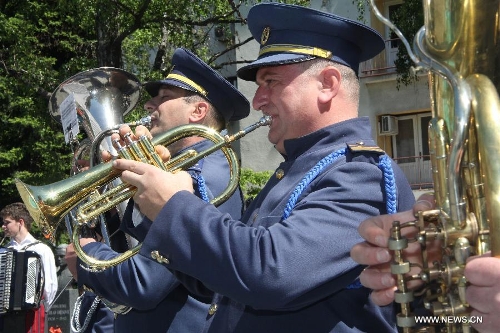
[415,316,483,325]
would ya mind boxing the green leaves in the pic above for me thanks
[390,0,424,88]
[240,168,272,202]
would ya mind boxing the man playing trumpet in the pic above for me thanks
[105,3,416,332]
[65,47,250,333]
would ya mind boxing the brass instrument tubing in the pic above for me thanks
[74,115,271,270]
[164,150,197,171]
[16,116,271,270]
[414,29,470,229]
[114,139,133,160]
[372,0,470,227]
[90,116,152,166]
[124,133,149,164]
[138,135,167,171]
[369,1,500,332]
[468,74,500,255]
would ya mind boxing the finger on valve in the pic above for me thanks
[110,132,122,146]
[155,145,171,163]
[134,125,152,139]
[101,150,114,163]
[118,124,133,138]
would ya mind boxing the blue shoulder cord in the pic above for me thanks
[282,148,347,220]
[281,148,397,289]
[192,173,210,203]
[378,154,397,215]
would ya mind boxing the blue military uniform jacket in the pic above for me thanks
[140,117,415,332]
[77,139,244,333]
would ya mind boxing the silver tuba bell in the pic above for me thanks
[48,67,143,172]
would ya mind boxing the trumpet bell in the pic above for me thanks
[16,161,120,241]
[16,181,55,239]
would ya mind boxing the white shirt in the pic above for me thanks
[131,204,144,227]
[7,233,58,308]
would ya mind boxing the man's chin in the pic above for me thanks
[267,132,278,145]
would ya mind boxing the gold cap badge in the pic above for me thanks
[261,27,270,45]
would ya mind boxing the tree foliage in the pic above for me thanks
[390,0,424,88]
[0,0,308,243]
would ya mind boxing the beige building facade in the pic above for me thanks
[221,0,432,191]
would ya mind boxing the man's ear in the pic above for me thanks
[318,66,341,104]
[190,101,208,122]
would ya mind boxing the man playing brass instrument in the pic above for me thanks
[65,47,250,333]
[107,3,415,332]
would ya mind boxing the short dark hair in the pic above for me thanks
[298,58,359,104]
[0,202,33,231]
[183,91,226,131]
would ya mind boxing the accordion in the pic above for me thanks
[0,248,44,314]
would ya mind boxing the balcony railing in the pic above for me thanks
[359,38,400,78]
[393,154,434,190]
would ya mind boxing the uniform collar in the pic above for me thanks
[282,117,373,160]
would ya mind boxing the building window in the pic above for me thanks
[385,1,403,67]
[392,113,433,189]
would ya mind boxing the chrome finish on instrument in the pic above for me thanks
[46,67,144,241]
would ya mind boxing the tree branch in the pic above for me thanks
[207,36,254,64]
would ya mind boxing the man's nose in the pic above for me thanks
[144,100,156,113]
[252,86,268,111]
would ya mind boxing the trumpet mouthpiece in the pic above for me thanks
[260,115,272,126]
[132,116,152,128]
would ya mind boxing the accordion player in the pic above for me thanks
[0,248,44,314]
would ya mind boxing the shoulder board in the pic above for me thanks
[347,142,385,154]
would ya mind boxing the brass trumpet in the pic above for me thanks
[16,115,271,271]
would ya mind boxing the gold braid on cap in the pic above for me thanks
[166,73,208,97]
[259,44,333,60]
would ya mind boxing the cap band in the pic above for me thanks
[259,44,333,60]
[166,73,208,96]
